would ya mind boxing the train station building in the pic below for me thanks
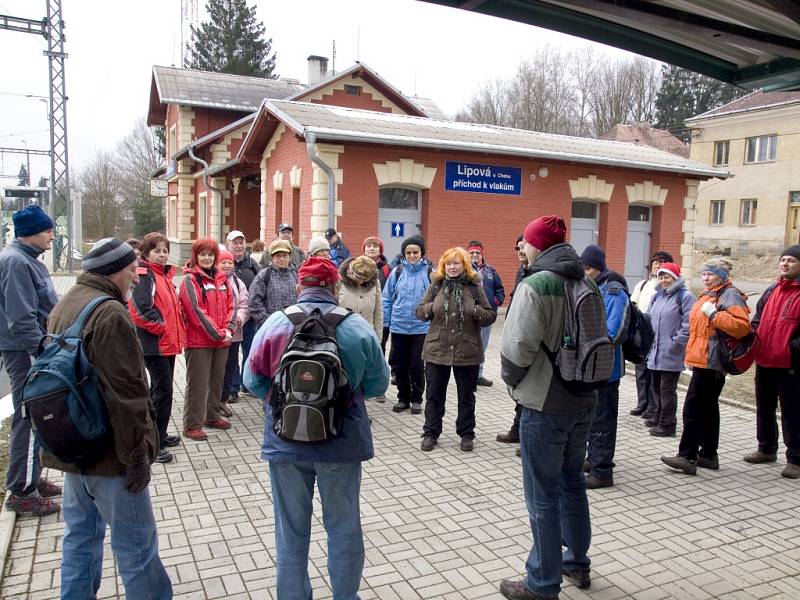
[147,58,727,290]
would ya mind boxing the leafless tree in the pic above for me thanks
[455,78,513,125]
[78,150,124,240]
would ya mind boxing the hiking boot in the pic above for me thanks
[460,437,474,452]
[496,430,520,443]
[374,395,387,403]
[499,579,556,600]
[219,403,234,417]
[477,376,493,387]
[743,451,777,464]
[5,493,59,516]
[697,455,719,470]
[782,464,800,479]
[392,402,409,413]
[155,449,174,464]
[630,406,646,416]
[420,436,437,451]
[162,435,181,447]
[410,402,422,414]
[184,428,208,441]
[562,567,591,589]
[36,478,62,498]
[204,418,231,430]
[644,418,659,428]
[227,391,239,404]
[516,447,521,457]
[585,474,613,489]
[642,412,655,421]
[661,455,697,475]
[649,426,676,437]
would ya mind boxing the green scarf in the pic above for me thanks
[442,274,469,335]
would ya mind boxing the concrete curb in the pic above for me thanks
[0,492,17,585]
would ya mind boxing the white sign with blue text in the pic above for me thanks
[390,222,405,237]
[444,161,522,196]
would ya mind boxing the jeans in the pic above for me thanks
[143,355,176,447]
[423,363,479,439]
[634,362,654,414]
[755,366,800,465]
[240,319,257,391]
[651,370,680,432]
[678,368,725,461]
[61,473,172,600]
[222,341,241,400]
[586,381,619,480]
[389,333,426,405]
[2,350,40,496]
[270,461,364,600]
[478,324,492,377]
[519,406,594,597]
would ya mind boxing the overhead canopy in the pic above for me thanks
[420,0,800,91]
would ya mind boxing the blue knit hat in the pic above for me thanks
[12,205,54,237]
[580,244,606,271]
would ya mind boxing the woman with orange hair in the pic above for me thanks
[179,238,236,441]
[416,247,496,452]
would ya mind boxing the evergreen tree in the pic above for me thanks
[185,0,277,78]
[655,65,746,139]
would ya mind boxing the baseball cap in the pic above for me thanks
[278,223,293,232]
[226,230,245,241]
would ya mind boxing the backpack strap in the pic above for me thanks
[283,304,353,329]
[63,296,114,338]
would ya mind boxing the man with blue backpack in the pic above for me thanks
[42,238,172,599]
[0,205,62,516]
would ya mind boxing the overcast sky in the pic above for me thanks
[0,0,630,184]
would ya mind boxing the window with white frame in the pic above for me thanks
[713,140,730,166]
[745,134,777,163]
[740,199,757,226]
[710,200,725,225]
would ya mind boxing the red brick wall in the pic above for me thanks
[229,185,260,242]
[310,89,391,113]
[192,107,250,139]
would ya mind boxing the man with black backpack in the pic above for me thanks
[43,238,172,598]
[500,216,602,600]
[244,256,389,599]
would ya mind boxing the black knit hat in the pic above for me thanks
[781,245,800,261]
[82,238,137,275]
[401,235,425,256]
[580,244,606,271]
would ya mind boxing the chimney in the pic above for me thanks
[307,55,329,85]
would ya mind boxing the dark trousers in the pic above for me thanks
[423,363,479,439]
[143,355,176,448]
[635,361,654,414]
[651,370,681,432]
[678,368,725,461]
[240,320,258,391]
[222,342,241,400]
[587,380,619,479]
[389,332,425,405]
[381,327,390,356]
[510,401,522,436]
[2,350,40,496]
[755,366,800,465]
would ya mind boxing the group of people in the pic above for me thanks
[1,200,799,600]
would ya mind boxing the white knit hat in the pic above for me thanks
[308,237,330,256]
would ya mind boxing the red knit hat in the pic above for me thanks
[298,256,340,287]
[523,215,567,251]
[217,249,234,264]
[657,262,681,279]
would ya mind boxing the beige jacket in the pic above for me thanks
[338,258,383,337]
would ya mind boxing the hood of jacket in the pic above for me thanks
[530,243,585,280]
[339,257,378,291]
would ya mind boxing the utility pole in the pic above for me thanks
[0,1,71,271]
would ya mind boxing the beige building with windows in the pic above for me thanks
[686,91,800,255]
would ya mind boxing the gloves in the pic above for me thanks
[701,301,718,319]
[125,457,151,493]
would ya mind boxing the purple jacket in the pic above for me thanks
[646,278,696,372]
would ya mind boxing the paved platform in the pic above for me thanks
[1,321,798,599]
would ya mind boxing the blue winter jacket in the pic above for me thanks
[382,259,431,335]
[475,263,505,311]
[0,240,59,354]
[244,288,389,463]
[597,271,628,382]
[646,279,695,372]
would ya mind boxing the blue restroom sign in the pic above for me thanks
[390,222,404,237]
[445,161,522,196]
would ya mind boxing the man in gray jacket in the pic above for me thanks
[0,205,61,515]
[499,215,597,600]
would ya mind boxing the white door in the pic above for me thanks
[378,187,421,261]
[570,201,598,256]
[625,205,652,288]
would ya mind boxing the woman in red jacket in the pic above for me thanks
[129,232,186,463]
[179,238,236,441]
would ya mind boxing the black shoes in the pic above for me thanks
[460,437,474,452]
[585,474,613,489]
[649,426,676,437]
[410,402,422,414]
[420,436,437,451]
[697,455,719,470]
[630,407,646,416]
[227,391,240,404]
[155,448,174,464]
[644,418,659,427]
[476,376,494,387]
[562,567,591,589]
[162,435,181,447]
[496,431,520,443]
[661,454,697,475]
[392,402,409,413]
